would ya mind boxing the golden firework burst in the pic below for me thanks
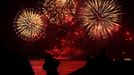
[14,8,46,41]
[79,0,121,40]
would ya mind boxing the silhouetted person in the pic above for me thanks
[84,56,95,74]
[1,30,34,75]
[95,48,112,63]
[94,48,113,75]
[43,52,60,75]
[15,54,35,75]
[1,53,34,75]
[69,56,95,75]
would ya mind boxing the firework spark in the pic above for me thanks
[42,0,76,25]
[79,0,121,40]
[14,9,46,41]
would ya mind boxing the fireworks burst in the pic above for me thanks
[79,0,121,40]
[42,0,77,25]
[14,8,46,41]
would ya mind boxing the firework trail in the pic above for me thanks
[14,8,46,41]
[79,0,121,40]
[42,0,77,25]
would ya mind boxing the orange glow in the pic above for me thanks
[126,31,130,35]
[129,37,133,40]
[56,0,67,7]
[65,15,73,23]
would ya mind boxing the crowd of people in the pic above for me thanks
[69,48,134,75]
[1,48,134,75]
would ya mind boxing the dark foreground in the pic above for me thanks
[30,60,134,75]
[30,60,86,75]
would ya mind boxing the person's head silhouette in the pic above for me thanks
[99,48,106,56]
[44,51,53,61]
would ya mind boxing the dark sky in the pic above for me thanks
[2,0,134,34]
[2,0,134,58]
[118,0,134,30]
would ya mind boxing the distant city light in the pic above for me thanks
[124,58,131,61]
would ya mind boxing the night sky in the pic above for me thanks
[2,0,134,58]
